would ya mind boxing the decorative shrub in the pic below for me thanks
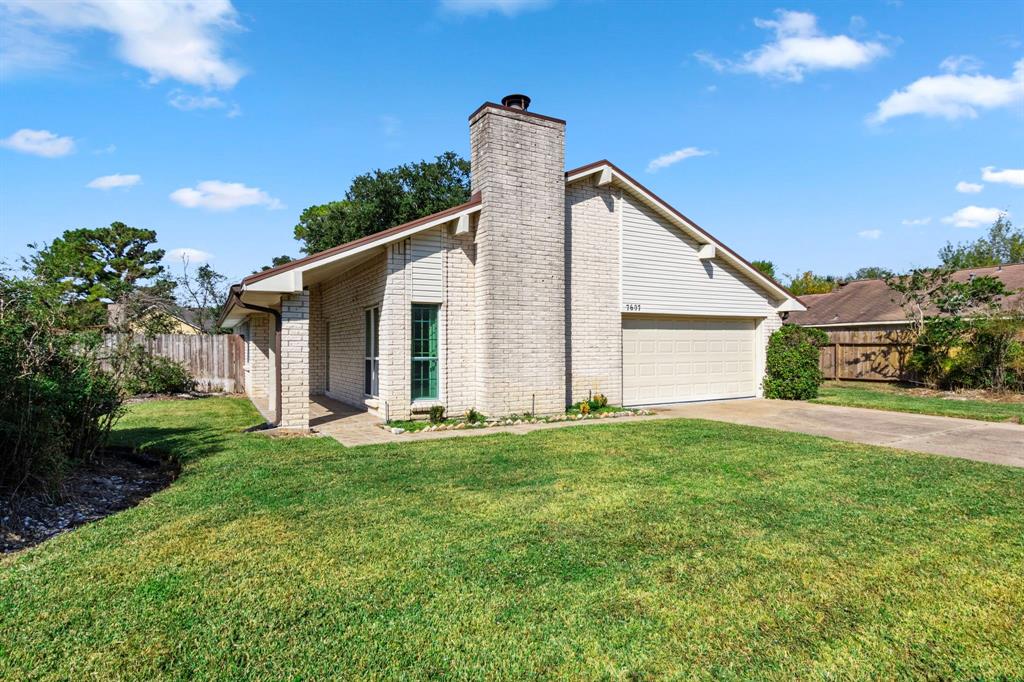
[125,354,196,395]
[464,407,484,424]
[579,401,591,415]
[429,405,445,424]
[591,393,608,409]
[763,324,829,400]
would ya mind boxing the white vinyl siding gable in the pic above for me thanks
[621,193,775,317]
[410,229,443,303]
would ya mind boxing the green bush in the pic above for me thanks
[136,354,196,395]
[763,325,829,400]
[429,405,445,424]
[0,276,125,492]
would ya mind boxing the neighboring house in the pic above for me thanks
[107,303,206,335]
[787,263,1024,380]
[219,94,804,429]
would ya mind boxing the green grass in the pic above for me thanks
[812,381,1024,423]
[3,397,1023,680]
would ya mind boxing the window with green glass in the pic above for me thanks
[411,304,438,400]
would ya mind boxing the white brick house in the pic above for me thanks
[220,95,804,429]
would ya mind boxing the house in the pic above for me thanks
[219,94,804,429]
[107,302,207,335]
[787,263,1024,380]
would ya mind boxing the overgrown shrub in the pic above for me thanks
[124,353,196,395]
[763,324,829,400]
[429,405,445,423]
[0,276,125,492]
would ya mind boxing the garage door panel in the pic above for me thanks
[623,316,757,406]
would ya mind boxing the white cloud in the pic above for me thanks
[1,0,244,89]
[955,181,983,194]
[981,166,1024,187]
[0,128,74,157]
[901,217,931,226]
[93,144,116,155]
[646,147,711,173]
[695,10,888,82]
[940,55,983,74]
[858,229,882,239]
[379,114,401,138]
[869,59,1024,124]
[170,180,283,212]
[169,90,226,111]
[86,173,140,190]
[166,247,211,264]
[439,0,550,16]
[942,206,1005,228]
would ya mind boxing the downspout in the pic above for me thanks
[227,289,283,426]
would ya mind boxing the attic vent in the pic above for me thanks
[501,93,531,111]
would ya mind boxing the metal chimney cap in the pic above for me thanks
[501,93,531,111]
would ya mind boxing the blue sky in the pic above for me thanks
[1,0,1022,286]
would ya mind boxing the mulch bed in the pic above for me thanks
[1,447,179,553]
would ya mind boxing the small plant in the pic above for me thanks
[579,401,591,416]
[429,405,446,424]
[464,407,484,424]
[591,393,608,409]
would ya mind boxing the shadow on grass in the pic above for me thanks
[108,426,229,464]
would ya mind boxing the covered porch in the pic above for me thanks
[218,194,484,431]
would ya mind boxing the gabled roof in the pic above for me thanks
[243,191,482,287]
[787,263,1024,327]
[221,159,805,326]
[566,160,802,308]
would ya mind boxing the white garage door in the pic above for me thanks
[622,316,757,406]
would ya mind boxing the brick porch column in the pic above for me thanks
[279,290,310,429]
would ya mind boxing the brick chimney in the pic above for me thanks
[469,95,567,415]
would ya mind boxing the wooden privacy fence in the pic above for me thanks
[818,328,912,382]
[105,334,245,393]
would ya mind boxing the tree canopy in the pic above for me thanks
[293,151,472,254]
[785,271,840,296]
[26,222,171,328]
[938,215,1023,269]
[750,260,776,279]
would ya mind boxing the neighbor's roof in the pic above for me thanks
[787,263,1024,327]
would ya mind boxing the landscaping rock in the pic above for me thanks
[1,448,178,554]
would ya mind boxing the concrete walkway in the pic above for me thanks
[656,399,1024,468]
[296,396,1023,468]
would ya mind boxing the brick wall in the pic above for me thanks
[247,313,270,399]
[470,104,566,416]
[442,228,477,416]
[280,291,309,429]
[565,177,623,406]
[380,242,411,419]
[308,283,325,396]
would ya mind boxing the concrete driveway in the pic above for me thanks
[655,399,1024,468]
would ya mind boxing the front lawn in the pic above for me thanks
[2,397,1022,679]
[812,380,1024,423]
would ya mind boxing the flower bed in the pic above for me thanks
[383,404,652,435]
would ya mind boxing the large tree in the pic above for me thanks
[26,222,171,328]
[938,214,1023,269]
[294,151,472,254]
[175,259,229,334]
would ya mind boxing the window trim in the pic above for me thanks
[411,303,440,402]
[364,306,380,397]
